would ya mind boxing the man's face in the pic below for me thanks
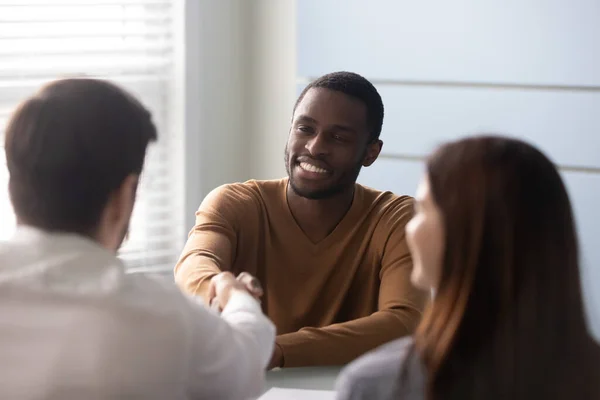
[285,88,381,199]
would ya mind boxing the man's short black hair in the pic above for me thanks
[5,78,157,236]
[293,71,384,142]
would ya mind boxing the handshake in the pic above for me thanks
[208,271,264,312]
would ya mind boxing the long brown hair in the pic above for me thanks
[414,136,599,399]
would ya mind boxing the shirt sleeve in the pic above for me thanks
[185,290,276,399]
[174,184,253,303]
[275,198,429,367]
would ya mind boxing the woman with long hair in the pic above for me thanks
[335,135,600,400]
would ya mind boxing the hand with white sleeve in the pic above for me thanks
[208,271,264,312]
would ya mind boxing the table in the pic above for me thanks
[264,366,342,392]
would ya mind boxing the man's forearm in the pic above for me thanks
[275,307,422,368]
[174,255,221,302]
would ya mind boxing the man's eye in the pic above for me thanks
[332,133,352,143]
[297,126,312,133]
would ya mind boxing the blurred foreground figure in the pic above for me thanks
[336,135,600,400]
[0,79,274,400]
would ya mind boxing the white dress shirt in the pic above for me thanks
[0,226,275,400]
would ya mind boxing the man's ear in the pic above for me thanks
[111,174,139,225]
[96,174,139,251]
[362,139,383,167]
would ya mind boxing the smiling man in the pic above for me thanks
[175,71,427,368]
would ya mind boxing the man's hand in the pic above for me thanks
[208,271,263,312]
[268,343,283,370]
[208,272,247,311]
[236,271,264,299]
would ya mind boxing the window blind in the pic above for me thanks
[0,0,183,273]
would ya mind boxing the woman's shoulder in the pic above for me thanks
[335,336,424,400]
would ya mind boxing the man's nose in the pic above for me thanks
[305,132,330,156]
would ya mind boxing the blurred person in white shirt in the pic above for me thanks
[0,78,275,400]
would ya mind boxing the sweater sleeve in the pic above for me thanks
[174,184,253,303]
[276,198,428,367]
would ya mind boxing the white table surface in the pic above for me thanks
[264,366,342,392]
[259,388,335,400]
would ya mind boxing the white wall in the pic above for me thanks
[181,0,296,235]
[245,2,297,180]
[297,0,600,338]
[181,0,251,228]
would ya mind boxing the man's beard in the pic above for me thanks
[284,145,363,200]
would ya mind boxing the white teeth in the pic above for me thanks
[299,162,328,174]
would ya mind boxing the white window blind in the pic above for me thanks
[0,0,183,273]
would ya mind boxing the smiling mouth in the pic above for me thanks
[298,162,331,175]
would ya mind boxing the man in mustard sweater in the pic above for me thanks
[174,71,427,369]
